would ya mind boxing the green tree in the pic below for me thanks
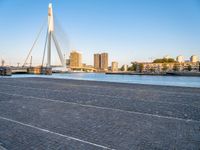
[128,63,137,71]
[120,65,125,71]
[153,58,176,63]
[153,59,163,63]
[139,64,144,73]
[168,58,175,63]
[187,65,192,71]
[173,64,179,72]
[199,62,200,72]
[150,68,155,72]
[162,63,168,72]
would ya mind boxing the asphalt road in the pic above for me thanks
[0,77,200,150]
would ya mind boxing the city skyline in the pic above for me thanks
[0,0,200,66]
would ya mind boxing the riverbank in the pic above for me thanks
[106,71,200,76]
[0,78,199,149]
[106,71,166,76]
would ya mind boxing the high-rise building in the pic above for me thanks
[111,61,118,72]
[176,55,184,63]
[190,55,199,63]
[101,53,108,71]
[69,51,82,68]
[94,53,108,71]
[94,54,101,69]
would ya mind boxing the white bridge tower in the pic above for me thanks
[47,3,66,69]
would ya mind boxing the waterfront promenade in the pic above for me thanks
[0,77,200,149]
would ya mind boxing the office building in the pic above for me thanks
[94,52,108,71]
[69,51,82,68]
[111,61,118,72]
[176,55,184,63]
[94,54,101,69]
[101,53,108,71]
[190,55,199,63]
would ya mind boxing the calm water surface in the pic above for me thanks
[9,73,200,88]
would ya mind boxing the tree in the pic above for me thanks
[199,62,200,72]
[173,64,179,72]
[150,68,155,72]
[128,62,137,71]
[139,64,144,73]
[162,63,168,72]
[168,58,175,63]
[153,59,163,63]
[120,65,124,71]
[187,65,192,71]
[153,58,176,63]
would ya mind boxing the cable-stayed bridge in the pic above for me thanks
[13,3,67,75]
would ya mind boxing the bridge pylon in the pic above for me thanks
[47,3,66,70]
[23,3,67,72]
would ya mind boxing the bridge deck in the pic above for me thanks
[0,78,200,149]
[11,69,28,74]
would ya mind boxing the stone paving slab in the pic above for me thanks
[0,82,199,121]
[0,77,200,150]
[0,118,105,150]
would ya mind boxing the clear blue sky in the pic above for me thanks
[0,0,200,66]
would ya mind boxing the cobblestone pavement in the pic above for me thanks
[0,77,200,150]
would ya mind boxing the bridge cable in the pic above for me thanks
[54,15,71,52]
[22,19,47,67]
[41,29,48,67]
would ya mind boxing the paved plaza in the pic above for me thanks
[0,77,200,150]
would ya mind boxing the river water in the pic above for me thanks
[9,73,200,88]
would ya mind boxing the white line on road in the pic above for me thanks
[0,83,198,108]
[0,91,199,123]
[0,116,114,150]
[1,79,199,96]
